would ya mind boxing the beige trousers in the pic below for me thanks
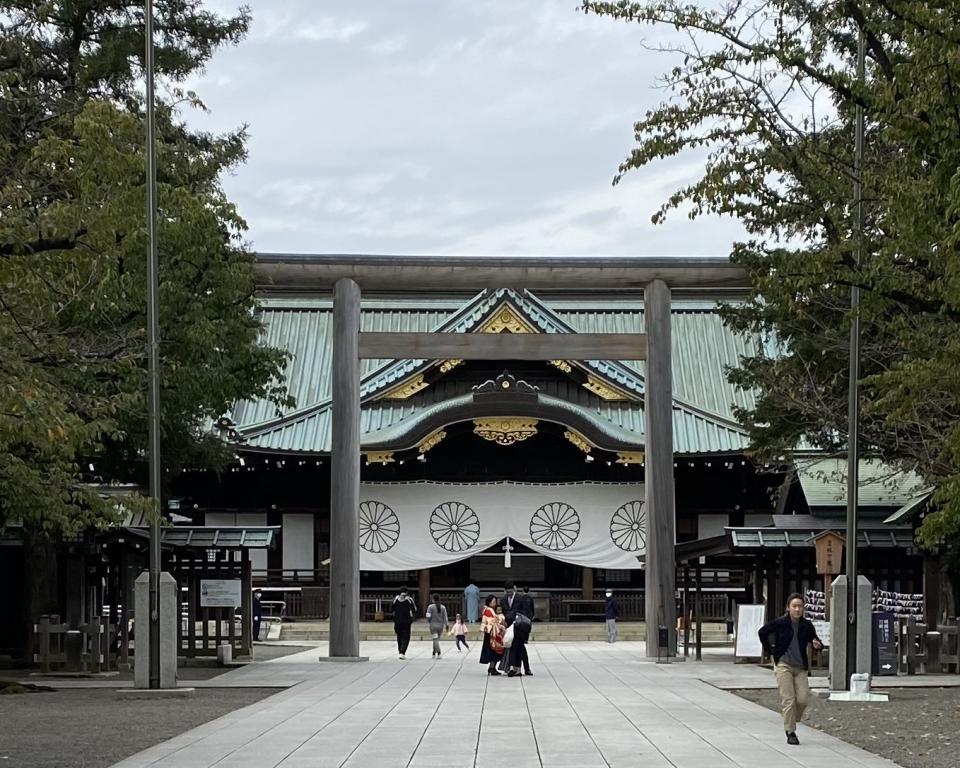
[775,661,810,733]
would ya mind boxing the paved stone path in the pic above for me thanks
[111,642,902,768]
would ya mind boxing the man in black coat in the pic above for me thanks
[758,593,823,745]
[392,587,417,659]
[505,583,534,676]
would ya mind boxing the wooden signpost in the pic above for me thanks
[812,531,845,620]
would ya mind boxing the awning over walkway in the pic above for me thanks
[727,514,915,550]
[125,526,279,549]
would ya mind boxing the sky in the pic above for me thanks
[186,1,747,257]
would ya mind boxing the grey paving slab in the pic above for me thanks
[109,641,904,768]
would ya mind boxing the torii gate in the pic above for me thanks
[258,254,747,659]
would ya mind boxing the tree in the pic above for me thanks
[580,2,960,550]
[1,1,289,657]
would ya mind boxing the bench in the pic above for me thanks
[563,599,606,622]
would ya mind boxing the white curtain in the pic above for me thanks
[357,481,646,571]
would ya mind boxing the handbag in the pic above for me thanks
[503,624,515,649]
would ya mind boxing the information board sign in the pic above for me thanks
[872,611,898,676]
[735,604,766,658]
[200,579,242,608]
[812,620,831,647]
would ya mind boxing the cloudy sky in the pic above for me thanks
[187,1,746,256]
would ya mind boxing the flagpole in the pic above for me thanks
[845,14,867,689]
[144,0,163,690]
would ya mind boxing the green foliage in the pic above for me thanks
[582,1,960,546]
[0,1,289,536]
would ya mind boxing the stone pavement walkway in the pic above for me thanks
[111,641,902,768]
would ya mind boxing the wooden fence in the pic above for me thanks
[34,615,118,673]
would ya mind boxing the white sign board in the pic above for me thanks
[812,620,831,648]
[200,579,242,608]
[735,604,766,658]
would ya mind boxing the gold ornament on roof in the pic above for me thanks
[479,304,536,334]
[563,430,592,454]
[583,375,631,401]
[615,451,645,466]
[418,429,447,454]
[382,374,429,400]
[365,451,395,464]
[473,418,538,446]
[550,359,573,373]
[438,359,463,373]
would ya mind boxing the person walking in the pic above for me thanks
[464,582,481,623]
[479,595,504,675]
[252,589,263,642]
[426,593,449,658]
[758,593,823,745]
[449,613,469,651]
[392,587,417,659]
[604,589,620,644]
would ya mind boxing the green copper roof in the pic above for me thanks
[796,459,929,508]
[232,289,755,455]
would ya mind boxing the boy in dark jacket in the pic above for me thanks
[758,593,823,745]
[604,590,620,644]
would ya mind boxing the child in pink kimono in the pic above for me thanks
[449,613,470,651]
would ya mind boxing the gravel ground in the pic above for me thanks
[0,687,274,767]
[735,687,960,768]
[0,646,314,768]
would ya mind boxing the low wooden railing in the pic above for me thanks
[34,615,118,673]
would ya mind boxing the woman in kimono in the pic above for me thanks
[479,594,504,675]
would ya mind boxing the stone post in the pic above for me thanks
[134,571,177,688]
[644,279,677,658]
[829,574,873,690]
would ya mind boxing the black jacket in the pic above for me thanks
[605,598,620,620]
[500,592,523,627]
[392,596,417,627]
[518,593,535,621]
[758,615,820,668]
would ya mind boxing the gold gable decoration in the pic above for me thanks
[550,360,573,373]
[615,452,645,466]
[583,375,631,401]
[382,373,429,400]
[478,304,537,334]
[438,359,463,373]
[563,430,592,455]
[365,451,395,465]
[473,418,538,446]
[418,429,447,454]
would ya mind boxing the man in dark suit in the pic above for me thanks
[501,581,520,626]
[505,582,534,676]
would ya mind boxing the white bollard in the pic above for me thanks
[217,642,233,666]
[850,672,871,694]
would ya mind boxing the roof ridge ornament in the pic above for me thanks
[473,371,539,398]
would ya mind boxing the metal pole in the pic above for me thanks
[845,18,866,688]
[144,0,163,690]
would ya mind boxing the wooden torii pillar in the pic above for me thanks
[644,279,677,658]
[327,274,679,659]
[329,278,361,658]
